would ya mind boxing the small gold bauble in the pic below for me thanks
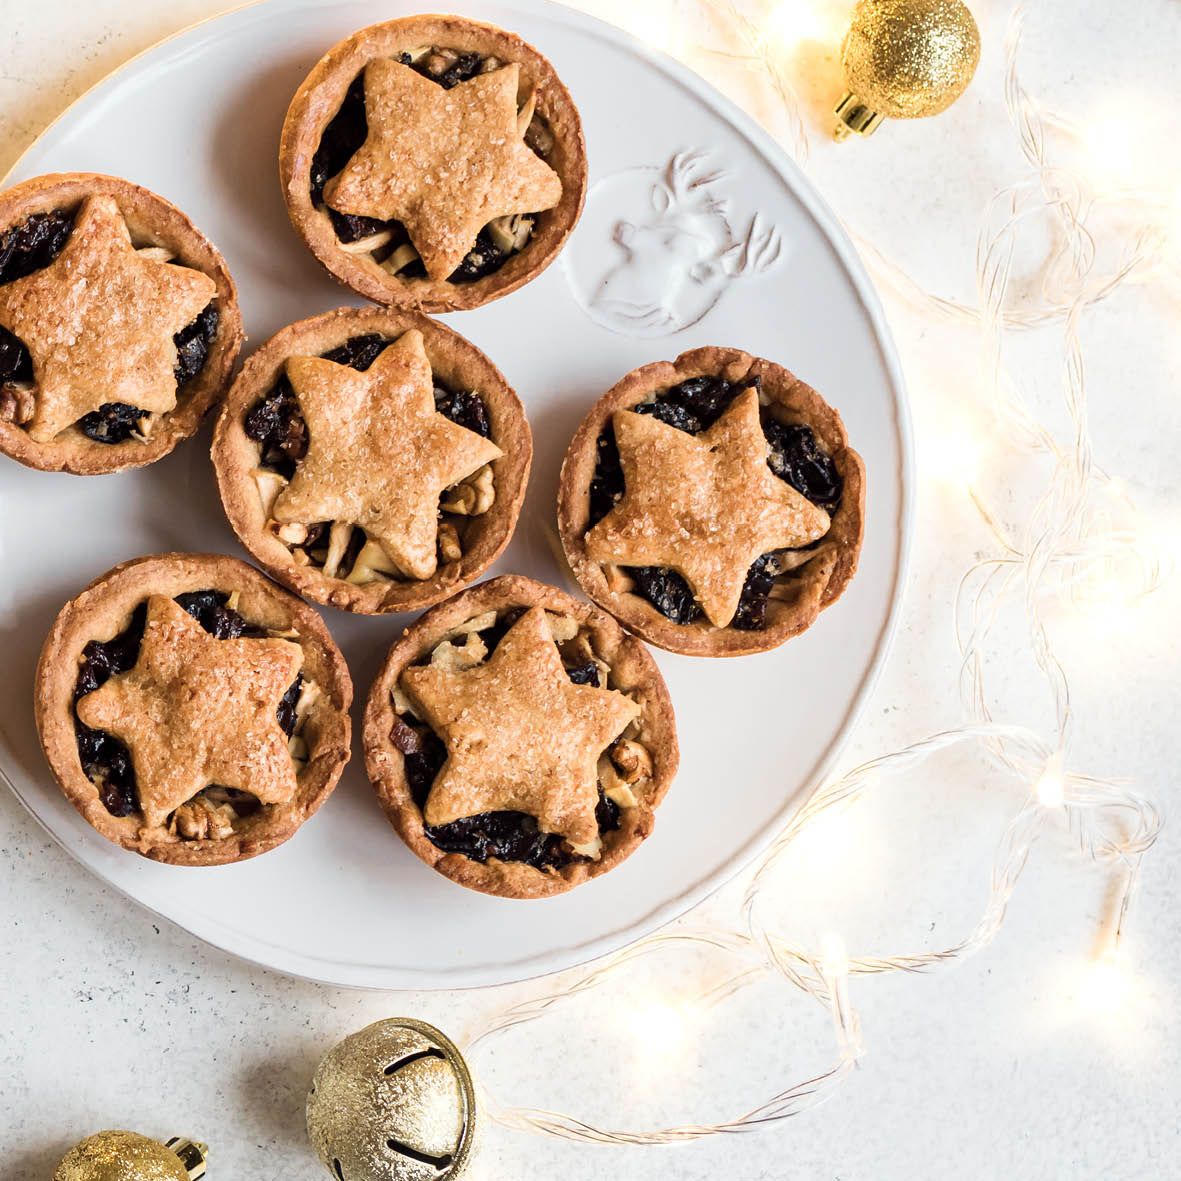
[53,1132,207,1181]
[835,0,981,138]
[307,1018,478,1181]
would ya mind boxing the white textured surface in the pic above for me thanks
[2,2,1179,1179]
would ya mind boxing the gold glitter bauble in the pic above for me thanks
[53,1132,207,1181]
[835,0,981,138]
[306,1018,478,1181]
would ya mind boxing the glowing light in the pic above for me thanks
[1034,755,1065,808]
[1079,946,1127,1014]
[766,0,828,45]
[820,931,850,979]
[924,423,985,490]
[624,998,697,1064]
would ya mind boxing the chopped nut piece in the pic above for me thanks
[441,464,495,515]
[135,245,175,263]
[429,630,488,672]
[340,228,394,255]
[568,834,603,859]
[252,468,289,517]
[288,734,309,761]
[346,538,403,585]
[597,754,638,808]
[441,610,498,642]
[391,682,415,715]
[610,738,652,785]
[515,90,537,138]
[170,795,236,841]
[545,612,579,643]
[274,521,309,545]
[437,521,462,563]
[322,521,353,579]
[525,113,554,156]
[381,242,421,274]
[487,213,534,254]
[0,382,35,425]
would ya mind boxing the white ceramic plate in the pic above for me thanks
[0,0,911,989]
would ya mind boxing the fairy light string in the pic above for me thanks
[463,0,1167,1144]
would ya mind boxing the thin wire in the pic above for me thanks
[467,0,1166,1144]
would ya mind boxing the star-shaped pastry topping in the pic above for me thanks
[324,60,563,280]
[271,329,502,581]
[75,596,303,829]
[585,389,832,628]
[0,195,217,443]
[402,607,640,849]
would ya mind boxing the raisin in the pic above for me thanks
[0,209,75,285]
[731,553,781,631]
[173,303,218,387]
[97,761,138,818]
[245,379,308,474]
[310,74,368,206]
[390,715,425,756]
[629,566,702,626]
[763,419,842,510]
[402,728,448,808]
[426,811,569,869]
[433,387,491,437]
[327,208,389,244]
[633,399,702,434]
[174,589,248,639]
[565,661,600,687]
[0,327,32,385]
[588,427,624,526]
[321,333,390,372]
[433,52,484,89]
[74,603,148,701]
[449,228,509,283]
[276,675,303,737]
[595,790,621,833]
[76,402,148,445]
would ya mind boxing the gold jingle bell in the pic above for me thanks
[53,1132,207,1181]
[307,1018,478,1181]
[835,0,981,138]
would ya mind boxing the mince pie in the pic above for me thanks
[558,347,866,657]
[363,575,678,898]
[0,173,242,474]
[280,15,586,311]
[36,554,352,865]
[213,307,531,614]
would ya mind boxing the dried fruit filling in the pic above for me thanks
[245,333,493,578]
[310,49,550,282]
[73,590,302,821]
[589,374,844,630]
[0,208,219,443]
[391,613,626,870]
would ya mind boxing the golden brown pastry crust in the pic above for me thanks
[279,15,587,312]
[212,306,532,614]
[35,554,353,866]
[362,575,679,899]
[0,173,242,475]
[558,347,867,658]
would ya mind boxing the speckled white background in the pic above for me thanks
[2,1,1179,1178]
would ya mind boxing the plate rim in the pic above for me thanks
[0,0,914,991]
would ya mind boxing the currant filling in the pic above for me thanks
[588,374,844,630]
[391,612,629,871]
[0,208,219,443]
[245,333,493,581]
[72,590,301,820]
[310,49,549,282]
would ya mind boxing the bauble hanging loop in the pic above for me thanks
[307,1018,479,1181]
[52,1132,207,1181]
[835,0,981,139]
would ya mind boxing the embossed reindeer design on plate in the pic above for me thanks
[565,150,784,338]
